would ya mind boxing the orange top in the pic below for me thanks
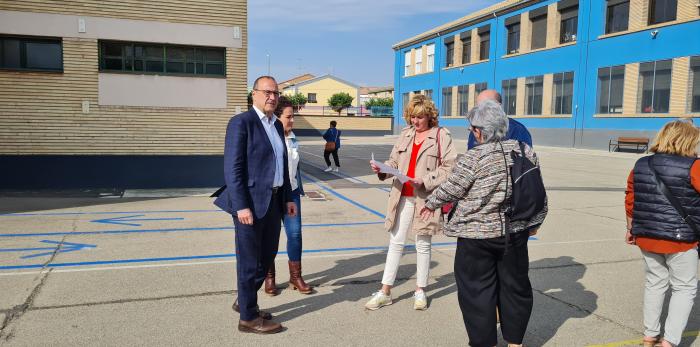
[625,160,700,253]
[401,141,423,197]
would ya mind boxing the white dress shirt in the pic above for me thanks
[253,105,285,188]
[285,131,300,191]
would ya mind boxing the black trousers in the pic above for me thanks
[454,232,533,347]
[323,149,340,167]
[233,190,283,321]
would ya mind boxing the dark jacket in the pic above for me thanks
[468,118,532,149]
[631,154,700,242]
[214,109,293,219]
[323,128,341,149]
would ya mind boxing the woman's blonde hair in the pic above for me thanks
[403,94,439,128]
[650,119,700,157]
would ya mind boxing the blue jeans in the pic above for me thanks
[284,189,303,261]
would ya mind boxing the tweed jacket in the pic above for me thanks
[425,139,548,239]
[380,126,456,235]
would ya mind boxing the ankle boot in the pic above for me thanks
[264,263,278,296]
[288,261,312,294]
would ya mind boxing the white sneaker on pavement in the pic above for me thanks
[324,167,333,172]
[333,167,339,172]
[413,291,428,310]
[364,291,392,310]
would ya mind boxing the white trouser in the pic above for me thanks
[641,247,698,346]
[381,197,432,288]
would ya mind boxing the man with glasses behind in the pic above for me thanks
[214,76,297,334]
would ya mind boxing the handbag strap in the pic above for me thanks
[436,127,442,166]
[647,157,700,235]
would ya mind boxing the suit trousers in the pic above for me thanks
[234,189,283,321]
[454,231,533,347]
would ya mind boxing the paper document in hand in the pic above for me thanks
[371,153,411,184]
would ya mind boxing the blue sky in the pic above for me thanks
[248,0,500,87]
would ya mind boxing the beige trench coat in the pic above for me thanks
[379,126,457,235]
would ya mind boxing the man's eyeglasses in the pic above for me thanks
[254,89,281,98]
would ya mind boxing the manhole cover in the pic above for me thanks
[305,191,326,201]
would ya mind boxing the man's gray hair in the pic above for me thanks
[466,100,509,143]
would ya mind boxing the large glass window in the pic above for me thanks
[461,36,471,64]
[649,0,677,25]
[506,23,520,54]
[553,71,574,114]
[415,49,423,74]
[0,36,62,71]
[530,13,547,50]
[479,30,490,60]
[458,85,469,116]
[525,75,544,115]
[424,89,433,100]
[474,82,488,105]
[445,41,454,67]
[691,56,700,112]
[560,8,578,43]
[639,59,672,113]
[426,44,435,72]
[502,79,518,115]
[597,65,625,114]
[441,87,453,117]
[99,41,224,76]
[606,0,629,34]
[404,51,411,76]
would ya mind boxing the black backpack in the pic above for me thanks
[502,141,547,221]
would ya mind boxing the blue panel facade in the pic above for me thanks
[393,0,700,148]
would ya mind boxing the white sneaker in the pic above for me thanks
[364,291,392,310]
[333,167,340,172]
[324,167,333,172]
[413,291,428,310]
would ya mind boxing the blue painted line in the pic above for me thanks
[91,215,185,227]
[301,173,386,219]
[0,221,385,238]
[0,209,223,217]
[0,242,460,270]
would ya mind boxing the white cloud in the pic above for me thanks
[249,0,495,32]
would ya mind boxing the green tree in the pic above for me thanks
[288,93,308,108]
[328,92,354,115]
[365,97,393,107]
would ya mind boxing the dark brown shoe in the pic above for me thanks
[232,299,272,320]
[288,261,312,294]
[264,263,278,296]
[238,317,283,334]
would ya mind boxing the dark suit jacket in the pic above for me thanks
[214,108,293,219]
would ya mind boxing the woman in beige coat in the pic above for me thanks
[364,94,456,311]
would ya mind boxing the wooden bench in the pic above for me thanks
[609,137,649,153]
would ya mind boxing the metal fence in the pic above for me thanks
[295,105,392,117]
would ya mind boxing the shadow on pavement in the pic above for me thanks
[268,252,448,321]
[0,189,165,214]
[529,256,598,346]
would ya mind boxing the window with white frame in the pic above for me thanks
[502,78,518,115]
[441,87,453,117]
[639,59,672,113]
[404,51,411,76]
[415,49,423,74]
[553,71,574,114]
[426,44,435,72]
[596,65,625,114]
[525,75,544,115]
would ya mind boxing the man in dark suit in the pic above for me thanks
[214,76,296,334]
